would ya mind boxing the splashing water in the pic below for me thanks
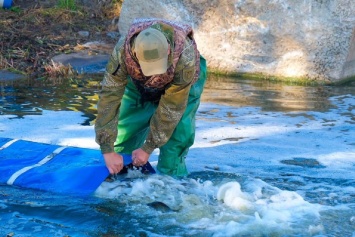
[94,170,325,236]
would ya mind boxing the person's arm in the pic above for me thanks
[95,39,128,173]
[140,39,198,155]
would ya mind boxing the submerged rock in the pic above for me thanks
[281,157,326,168]
[147,201,180,212]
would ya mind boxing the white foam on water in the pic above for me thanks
[95,174,323,236]
[217,182,253,211]
[317,152,355,168]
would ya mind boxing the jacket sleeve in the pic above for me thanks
[141,38,198,154]
[95,38,128,153]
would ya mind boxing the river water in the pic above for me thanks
[0,75,354,237]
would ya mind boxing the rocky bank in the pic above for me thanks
[118,0,355,83]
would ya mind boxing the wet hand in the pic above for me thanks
[103,152,124,174]
[132,148,150,167]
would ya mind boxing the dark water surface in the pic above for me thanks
[1,74,354,119]
[0,75,355,236]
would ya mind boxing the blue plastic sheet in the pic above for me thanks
[1,0,13,9]
[0,138,135,195]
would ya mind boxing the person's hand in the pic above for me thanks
[103,152,124,174]
[132,148,150,166]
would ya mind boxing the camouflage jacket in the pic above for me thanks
[95,18,200,154]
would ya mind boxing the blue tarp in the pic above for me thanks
[0,138,139,195]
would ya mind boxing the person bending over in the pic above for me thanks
[95,18,207,177]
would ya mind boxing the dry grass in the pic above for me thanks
[0,55,12,69]
[0,0,123,79]
[43,60,77,79]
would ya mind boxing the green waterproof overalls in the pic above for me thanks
[113,56,207,177]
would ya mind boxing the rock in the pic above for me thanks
[118,0,355,83]
[78,31,90,37]
[106,31,120,39]
[51,51,109,74]
[0,70,25,81]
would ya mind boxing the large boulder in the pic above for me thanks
[118,0,355,83]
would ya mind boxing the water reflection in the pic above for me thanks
[1,74,354,122]
[0,77,101,125]
[202,75,349,112]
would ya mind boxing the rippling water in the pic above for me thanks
[2,75,354,120]
[0,75,354,236]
